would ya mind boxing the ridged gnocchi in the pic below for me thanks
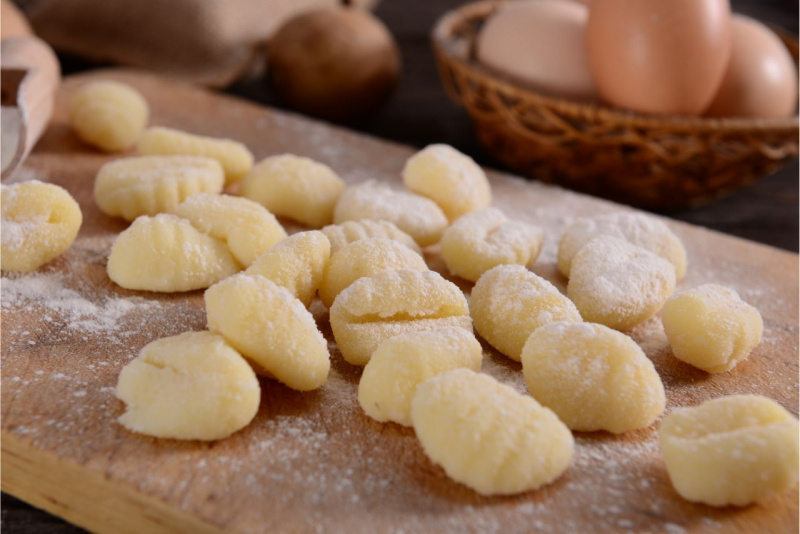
[1,181,82,273]
[94,156,225,222]
[116,331,260,441]
[659,395,799,507]
[411,369,574,496]
[137,126,253,184]
[321,219,421,255]
[521,322,666,434]
[358,327,482,426]
[661,284,763,373]
[240,154,345,227]
[567,236,676,331]
[330,269,472,366]
[470,265,582,361]
[333,181,448,247]
[402,144,491,221]
[440,208,544,282]
[319,238,428,308]
[69,80,149,152]
[107,214,240,292]
[205,274,330,391]
[175,193,286,267]
[244,231,330,308]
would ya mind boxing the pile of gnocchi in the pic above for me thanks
[2,80,797,508]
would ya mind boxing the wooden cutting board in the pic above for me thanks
[2,70,798,534]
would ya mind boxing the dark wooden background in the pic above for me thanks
[2,0,798,532]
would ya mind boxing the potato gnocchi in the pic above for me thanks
[661,284,763,373]
[470,265,582,361]
[1,181,82,273]
[567,236,676,331]
[116,331,260,441]
[240,154,345,227]
[175,193,286,267]
[94,156,225,222]
[319,237,428,308]
[522,322,666,434]
[330,269,472,366]
[659,395,799,507]
[107,214,240,292]
[69,80,149,152]
[333,181,447,247]
[440,208,544,282]
[205,273,330,391]
[402,144,491,221]
[358,327,482,426]
[244,231,330,308]
[321,219,421,255]
[137,126,253,184]
[411,369,574,496]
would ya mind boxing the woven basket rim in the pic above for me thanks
[431,0,800,134]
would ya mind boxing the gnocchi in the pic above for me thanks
[659,395,799,507]
[521,322,666,433]
[107,214,240,292]
[440,208,544,282]
[321,219,421,255]
[244,231,330,308]
[69,80,149,152]
[411,369,574,496]
[558,212,687,279]
[330,269,472,366]
[94,156,225,222]
[333,181,447,247]
[116,331,260,441]
[319,237,428,308]
[470,265,582,362]
[137,126,253,184]
[240,154,345,227]
[661,284,763,373]
[358,327,482,426]
[1,181,82,273]
[567,236,676,331]
[402,144,491,221]
[205,273,330,391]
[175,193,286,267]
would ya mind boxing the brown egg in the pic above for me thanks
[705,15,798,118]
[586,0,732,116]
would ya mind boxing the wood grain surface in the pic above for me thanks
[1,70,798,534]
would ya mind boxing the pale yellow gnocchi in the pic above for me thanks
[116,331,260,441]
[137,126,253,184]
[107,214,240,292]
[661,284,763,373]
[94,156,225,222]
[244,231,330,308]
[440,208,544,282]
[1,181,82,273]
[470,265,582,362]
[358,327,482,426]
[175,193,286,267]
[319,237,428,308]
[333,181,448,247]
[330,269,472,366]
[240,154,345,227]
[521,322,666,434]
[205,273,330,391]
[567,236,676,331]
[321,219,421,255]
[402,144,491,221]
[659,395,799,507]
[69,80,149,152]
[411,369,574,496]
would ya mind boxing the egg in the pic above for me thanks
[586,0,732,116]
[476,0,597,101]
[705,15,798,118]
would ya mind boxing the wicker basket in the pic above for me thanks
[432,1,800,209]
